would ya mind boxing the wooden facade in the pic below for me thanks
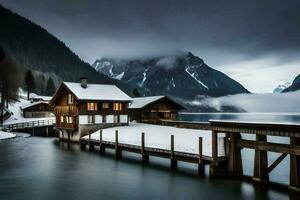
[22,102,54,118]
[129,96,185,122]
[50,81,131,141]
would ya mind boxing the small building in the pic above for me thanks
[21,101,54,118]
[129,96,185,122]
[29,93,52,102]
[50,78,132,142]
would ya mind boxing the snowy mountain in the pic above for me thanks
[283,74,300,92]
[92,52,249,100]
[273,82,291,93]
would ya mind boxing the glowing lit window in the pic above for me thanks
[68,94,74,104]
[60,116,64,123]
[87,102,97,111]
[113,103,122,111]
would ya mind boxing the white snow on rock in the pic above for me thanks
[139,68,149,87]
[83,122,225,157]
[185,65,209,89]
[0,131,16,140]
[114,72,125,80]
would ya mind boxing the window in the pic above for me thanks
[60,116,64,123]
[163,112,171,119]
[102,103,110,109]
[68,94,74,105]
[65,116,73,124]
[88,115,95,124]
[113,103,122,111]
[113,115,120,123]
[68,116,73,124]
[87,102,98,111]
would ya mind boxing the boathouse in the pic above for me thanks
[21,101,54,118]
[50,78,132,142]
[129,96,185,122]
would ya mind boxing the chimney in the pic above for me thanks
[80,77,88,88]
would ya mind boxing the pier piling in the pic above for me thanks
[170,135,177,170]
[115,130,122,159]
[141,132,149,163]
[198,137,204,176]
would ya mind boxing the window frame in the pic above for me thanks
[68,94,74,105]
[102,103,110,109]
[113,103,122,111]
[87,102,98,111]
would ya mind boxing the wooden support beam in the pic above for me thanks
[170,135,177,170]
[211,130,218,166]
[253,135,269,182]
[67,131,70,144]
[228,133,243,177]
[267,153,287,174]
[289,137,300,191]
[46,127,49,137]
[198,137,204,176]
[236,139,300,155]
[141,132,149,163]
[32,128,35,136]
[115,130,122,159]
[99,130,105,153]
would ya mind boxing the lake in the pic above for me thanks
[0,134,293,200]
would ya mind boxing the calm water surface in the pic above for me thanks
[1,113,299,199]
[0,135,291,200]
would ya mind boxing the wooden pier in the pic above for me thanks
[209,120,300,192]
[80,130,227,175]
[3,119,56,136]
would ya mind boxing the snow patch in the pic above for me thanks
[83,122,225,156]
[185,66,209,89]
[0,131,16,140]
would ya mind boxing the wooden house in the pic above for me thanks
[50,78,132,142]
[29,93,52,102]
[129,96,185,122]
[21,101,54,118]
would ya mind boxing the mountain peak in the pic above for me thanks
[92,52,249,100]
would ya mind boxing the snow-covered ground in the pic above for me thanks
[83,122,225,157]
[0,131,16,140]
[3,99,55,125]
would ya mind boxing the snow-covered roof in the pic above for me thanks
[21,101,49,110]
[129,96,166,109]
[63,82,132,101]
[29,93,52,101]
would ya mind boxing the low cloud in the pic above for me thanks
[190,91,300,113]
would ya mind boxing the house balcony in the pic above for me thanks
[54,106,78,116]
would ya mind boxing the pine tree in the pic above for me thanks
[46,77,55,96]
[25,70,35,100]
[0,47,22,125]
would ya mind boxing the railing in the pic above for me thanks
[54,106,78,116]
[3,119,56,131]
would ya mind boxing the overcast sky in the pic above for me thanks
[1,0,299,93]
